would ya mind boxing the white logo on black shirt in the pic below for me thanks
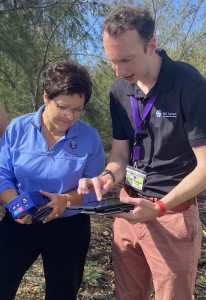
[156,110,177,118]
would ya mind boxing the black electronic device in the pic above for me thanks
[67,198,134,215]
[32,207,53,222]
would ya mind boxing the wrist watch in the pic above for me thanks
[100,169,115,183]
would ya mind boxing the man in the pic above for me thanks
[0,106,9,137]
[78,5,206,300]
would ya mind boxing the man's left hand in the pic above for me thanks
[114,187,160,223]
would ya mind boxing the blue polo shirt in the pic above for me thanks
[0,105,105,217]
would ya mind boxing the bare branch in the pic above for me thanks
[151,0,157,24]
[178,33,206,61]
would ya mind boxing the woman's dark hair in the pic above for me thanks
[103,5,155,44]
[42,61,92,104]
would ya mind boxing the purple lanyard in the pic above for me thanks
[130,93,158,162]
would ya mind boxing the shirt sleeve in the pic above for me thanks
[82,129,105,204]
[0,124,17,193]
[182,77,206,147]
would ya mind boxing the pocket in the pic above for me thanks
[157,210,195,244]
[180,210,194,242]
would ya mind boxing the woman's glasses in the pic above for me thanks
[52,99,86,116]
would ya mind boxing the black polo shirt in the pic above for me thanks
[110,49,206,197]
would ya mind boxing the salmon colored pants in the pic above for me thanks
[112,203,202,300]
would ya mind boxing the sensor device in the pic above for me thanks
[5,191,49,219]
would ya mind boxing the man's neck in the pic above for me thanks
[137,55,162,95]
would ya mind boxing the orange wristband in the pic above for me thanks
[156,200,167,217]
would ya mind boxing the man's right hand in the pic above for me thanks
[78,175,115,201]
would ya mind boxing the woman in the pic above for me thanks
[0,61,105,300]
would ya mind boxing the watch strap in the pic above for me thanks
[100,169,115,183]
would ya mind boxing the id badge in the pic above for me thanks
[125,165,146,192]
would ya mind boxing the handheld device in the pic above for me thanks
[5,191,49,219]
[67,198,135,215]
[32,207,53,222]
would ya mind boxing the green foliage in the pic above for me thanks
[0,0,112,115]
[83,59,115,152]
[82,260,102,285]
[199,223,206,265]
[125,1,206,74]
[196,275,206,286]
[203,226,206,238]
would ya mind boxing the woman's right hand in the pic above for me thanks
[15,214,33,225]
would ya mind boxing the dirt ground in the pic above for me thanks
[1,189,206,300]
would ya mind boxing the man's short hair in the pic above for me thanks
[103,5,155,44]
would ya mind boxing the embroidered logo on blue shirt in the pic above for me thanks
[70,141,78,150]
[64,140,78,157]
